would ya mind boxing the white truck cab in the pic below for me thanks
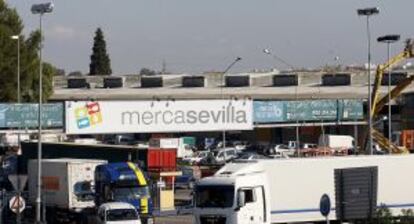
[194,155,414,224]
[194,161,270,224]
[97,202,141,224]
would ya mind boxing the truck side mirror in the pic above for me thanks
[237,190,246,208]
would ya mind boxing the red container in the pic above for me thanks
[401,130,414,152]
[147,148,177,172]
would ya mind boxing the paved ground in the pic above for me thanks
[153,189,194,224]
[155,215,193,224]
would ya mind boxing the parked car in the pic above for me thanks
[97,202,141,224]
[236,152,271,160]
[274,144,295,156]
[300,143,318,149]
[199,148,240,165]
[212,148,240,163]
[182,150,210,165]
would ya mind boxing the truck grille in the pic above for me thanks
[200,215,226,224]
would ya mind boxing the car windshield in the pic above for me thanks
[196,185,234,208]
[198,152,208,157]
[106,209,138,221]
[239,154,254,159]
[181,168,193,176]
[113,186,150,201]
[276,145,289,149]
[74,181,94,202]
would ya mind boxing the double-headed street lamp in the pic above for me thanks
[377,34,400,148]
[263,49,301,155]
[357,7,379,155]
[31,2,54,223]
[263,48,295,71]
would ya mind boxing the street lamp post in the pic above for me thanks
[11,34,22,224]
[377,34,400,148]
[11,35,20,102]
[31,3,54,223]
[263,49,300,155]
[357,7,379,155]
[221,57,242,162]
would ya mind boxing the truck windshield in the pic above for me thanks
[106,209,139,221]
[113,186,150,201]
[196,185,234,208]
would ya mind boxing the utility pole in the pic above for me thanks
[31,3,54,223]
[357,7,379,154]
[221,57,242,163]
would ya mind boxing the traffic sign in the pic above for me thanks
[319,194,331,217]
[8,175,28,191]
[9,196,26,214]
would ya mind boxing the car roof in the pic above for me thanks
[99,202,136,210]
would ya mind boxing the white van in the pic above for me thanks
[97,202,141,224]
[213,148,240,163]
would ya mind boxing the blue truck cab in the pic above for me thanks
[95,162,153,224]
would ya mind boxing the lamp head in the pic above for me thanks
[10,35,19,40]
[263,49,271,55]
[357,7,379,16]
[31,2,54,14]
[377,35,401,44]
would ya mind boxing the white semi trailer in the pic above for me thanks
[193,155,414,224]
[28,159,107,223]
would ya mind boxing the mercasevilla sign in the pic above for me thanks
[65,100,253,134]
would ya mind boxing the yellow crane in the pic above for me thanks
[365,39,414,154]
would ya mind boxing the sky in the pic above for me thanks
[6,0,414,74]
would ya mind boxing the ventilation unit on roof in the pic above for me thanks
[103,77,124,88]
[381,72,408,86]
[182,76,205,87]
[225,75,250,87]
[67,78,89,89]
[141,77,163,88]
[322,73,351,86]
[273,74,299,86]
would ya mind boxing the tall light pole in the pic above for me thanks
[357,7,379,155]
[221,57,242,161]
[31,2,54,223]
[263,48,300,155]
[377,34,400,148]
[10,34,22,224]
[11,35,20,102]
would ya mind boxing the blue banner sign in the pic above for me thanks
[253,99,364,123]
[0,103,64,129]
[254,101,286,123]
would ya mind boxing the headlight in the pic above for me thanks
[146,217,154,224]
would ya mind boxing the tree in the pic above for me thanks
[0,0,57,102]
[55,68,65,76]
[68,71,83,76]
[89,28,112,75]
[139,68,156,76]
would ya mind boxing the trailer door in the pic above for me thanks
[335,166,378,222]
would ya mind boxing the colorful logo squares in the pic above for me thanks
[75,102,102,129]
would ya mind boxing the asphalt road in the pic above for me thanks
[155,215,193,224]
[154,189,194,224]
